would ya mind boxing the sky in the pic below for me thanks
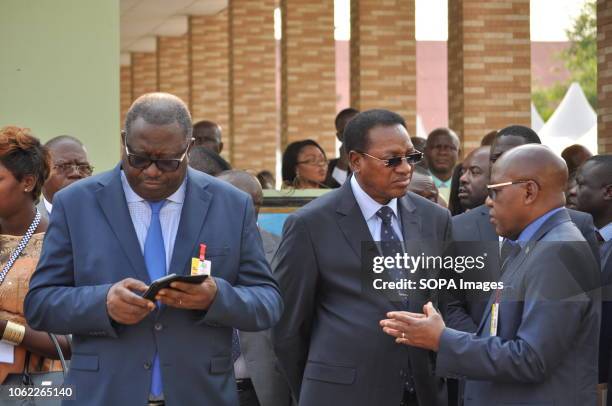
[330,0,590,41]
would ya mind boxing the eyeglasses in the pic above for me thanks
[486,180,536,200]
[124,143,189,172]
[53,163,94,176]
[359,151,423,168]
[297,158,328,167]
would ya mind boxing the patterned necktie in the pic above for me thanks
[376,207,408,300]
[144,200,166,397]
[232,329,241,363]
[499,239,521,275]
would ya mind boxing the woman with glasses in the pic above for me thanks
[0,126,71,384]
[282,139,329,189]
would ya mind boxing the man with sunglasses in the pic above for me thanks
[446,125,598,334]
[273,109,452,406]
[38,135,93,218]
[381,144,600,406]
[25,92,283,406]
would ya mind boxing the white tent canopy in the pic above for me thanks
[538,82,598,155]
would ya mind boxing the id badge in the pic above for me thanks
[191,243,212,276]
[490,303,499,336]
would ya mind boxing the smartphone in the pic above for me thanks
[141,273,208,301]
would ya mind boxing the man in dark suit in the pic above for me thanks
[381,145,600,405]
[448,125,599,333]
[324,107,359,188]
[273,109,451,406]
[218,170,293,406]
[573,155,612,403]
[24,93,283,406]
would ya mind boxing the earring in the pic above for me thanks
[24,188,30,192]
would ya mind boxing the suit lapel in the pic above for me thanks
[95,166,150,283]
[476,205,498,242]
[476,209,572,334]
[399,195,421,242]
[168,169,212,276]
[336,181,375,260]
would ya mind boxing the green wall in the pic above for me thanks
[0,0,120,172]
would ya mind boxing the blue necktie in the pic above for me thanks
[144,200,166,397]
[232,329,241,363]
[376,207,408,301]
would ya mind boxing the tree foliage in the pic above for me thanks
[533,0,596,121]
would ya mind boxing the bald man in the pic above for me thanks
[217,170,292,406]
[380,145,601,406]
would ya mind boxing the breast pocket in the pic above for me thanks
[303,361,356,385]
[205,246,230,258]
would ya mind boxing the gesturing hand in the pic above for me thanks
[380,302,445,351]
[156,276,218,310]
[107,278,156,325]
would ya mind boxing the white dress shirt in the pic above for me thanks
[350,175,403,241]
[43,197,53,214]
[120,171,186,271]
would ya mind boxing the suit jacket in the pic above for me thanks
[238,229,293,406]
[272,181,452,406]
[447,204,599,333]
[437,209,601,406]
[24,166,283,406]
[598,235,612,402]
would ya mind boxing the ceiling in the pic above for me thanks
[120,0,227,64]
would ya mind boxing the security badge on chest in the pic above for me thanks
[191,243,211,276]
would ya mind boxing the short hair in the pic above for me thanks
[0,126,50,201]
[426,128,459,146]
[495,125,541,145]
[582,155,612,183]
[44,135,84,150]
[335,108,360,132]
[193,120,221,143]
[282,139,327,184]
[125,93,192,140]
[188,146,231,176]
[343,109,407,154]
[480,130,498,146]
[410,137,427,152]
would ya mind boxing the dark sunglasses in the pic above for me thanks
[359,151,423,168]
[124,143,189,172]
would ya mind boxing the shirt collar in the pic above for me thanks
[120,170,187,204]
[516,207,564,243]
[429,172,451,189]
[600,222,612,242]
[43,197,53,214]
[350,174,398,222]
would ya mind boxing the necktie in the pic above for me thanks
[376,207,407,298]
[144,200,166,397]
[499,239,521,275]
[232,329,241,363]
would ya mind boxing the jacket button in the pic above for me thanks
[144,362,151,370]
[154,323,163,331]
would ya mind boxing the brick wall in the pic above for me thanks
[598,0,612,153]
[190,12,231,161]
[281,0,336,157]
[448,0,531,154]
[350,0,417,136]
[229,0,277,172]
[131,52,158,100]
[158,35,190,107]
[120,65,132,128]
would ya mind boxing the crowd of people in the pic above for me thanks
[0,91,610,406]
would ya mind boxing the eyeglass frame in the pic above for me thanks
[486,179,539,200]
[358,151,423,168]
[123,140,192,173]
[52,162,94,175]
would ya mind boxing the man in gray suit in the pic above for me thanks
[37,135,92,218]
[381,145,600,406]
[447,125,599,333]
[273,109,451,406]
[218,170,293,406]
